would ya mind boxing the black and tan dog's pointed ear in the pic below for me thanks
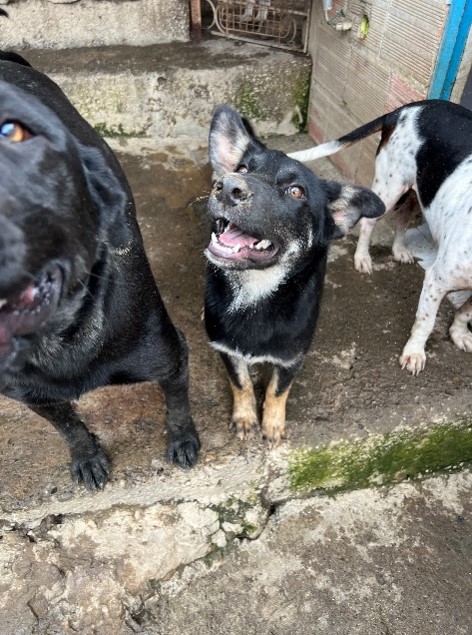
[209,105,259,179]
[324,181,386,239]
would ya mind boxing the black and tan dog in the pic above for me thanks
[0,51,200,489]
[204,105,385,445]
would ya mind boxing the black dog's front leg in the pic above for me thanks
[157,330,201,469]
[29,402,109,490]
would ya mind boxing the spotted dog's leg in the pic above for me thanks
[400,266,447,375]
[262,364,300,447]
[220,352,258,439]
[354,216,378,274]
[391,191,418,264]
[354,148,409,274]
[449,295,472,352]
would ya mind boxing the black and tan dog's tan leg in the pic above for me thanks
[220,352,258,439]
[262,364,300,447]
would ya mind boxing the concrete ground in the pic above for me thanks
[1,134,472,633]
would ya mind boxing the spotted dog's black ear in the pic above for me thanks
[208,105,261,179]
[324,181,386,239]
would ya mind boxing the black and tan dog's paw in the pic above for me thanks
[261,419,288,448]
[230,415,260,440]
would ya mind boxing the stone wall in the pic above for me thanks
[306,0,449,185]
[0,0,189,49]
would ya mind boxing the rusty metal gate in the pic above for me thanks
[205,0,311,52]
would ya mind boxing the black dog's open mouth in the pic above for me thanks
[207,219,279,263]
[0,266,63,358]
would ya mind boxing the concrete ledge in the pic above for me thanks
[24,39,312,140]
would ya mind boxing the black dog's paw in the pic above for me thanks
[70,447,110,491]
[167,431,201,470]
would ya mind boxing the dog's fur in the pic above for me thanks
[0,52,200,489]
[290,100,472,375]
[204,105,385,443]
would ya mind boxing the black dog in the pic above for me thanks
[0,52,200,489]
[204,105,385,445]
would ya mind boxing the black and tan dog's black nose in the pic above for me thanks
[218,175,251,206]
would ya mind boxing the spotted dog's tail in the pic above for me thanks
[288,111,400,163]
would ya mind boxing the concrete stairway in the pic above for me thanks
[25,38,312,141]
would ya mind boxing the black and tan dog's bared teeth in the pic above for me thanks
[0,51,200,491]
[208,217,276,262]
[204,104,385,446]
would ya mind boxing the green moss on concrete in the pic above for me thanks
[234,81,264,121]
[292,67,311,132]
[290,421,472,494]
[209,496,260,539]
[93,122,147,138]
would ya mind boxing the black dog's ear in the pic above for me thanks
[209,105,260,179]
[324,181,385,239]
[78,144,127,229]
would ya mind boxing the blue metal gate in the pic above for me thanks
[429,0,472,100]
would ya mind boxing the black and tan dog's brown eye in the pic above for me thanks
[287,185,305,199]
[0,121,31,142]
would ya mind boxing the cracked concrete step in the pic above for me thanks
[141,470,472,635]
[3,461,471,633]
[24,38,312,141]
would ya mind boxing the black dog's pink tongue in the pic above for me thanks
[219,224,258,249]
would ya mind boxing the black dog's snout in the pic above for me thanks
[218,175,251,206]
[0,216,27,295]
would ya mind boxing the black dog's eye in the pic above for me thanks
[0,121,31,143]
[287,184,305,200]
[236,164,248,174]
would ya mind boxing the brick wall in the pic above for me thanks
[306,0,448,185]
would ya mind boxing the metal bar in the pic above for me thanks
[429,0,472,99]
[190,0,202,38]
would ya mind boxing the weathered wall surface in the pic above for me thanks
[25,40,312,140]
[451,23,472,104]
[306,0,448,185]
[0,0,189,49]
